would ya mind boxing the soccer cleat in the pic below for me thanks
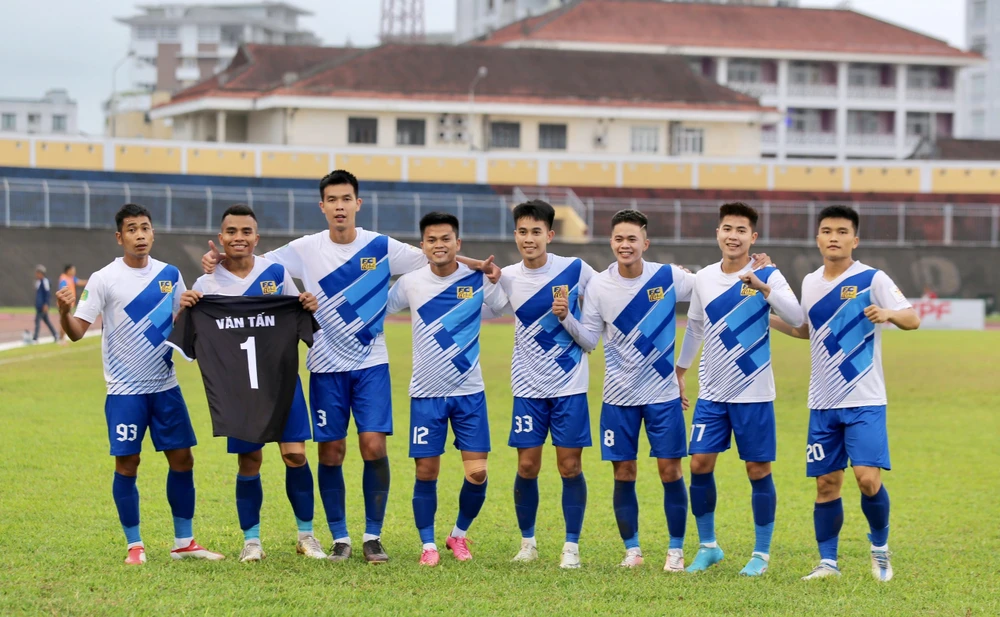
[801,562,842,580]
[686,545,724,572]
[446,536,473,561]
[663,548,684,572]
[870,547,893,582]
[170,540,225,561]
[559,545,581,569]
[512,539,539,563]
[363,539,389,563]
[239,542,265,563]
[296,535,327,559]
[619,547,644,568]
[419,548,440,567]
[327,542,352,562]
[124,546,146,566]
[739,553,769,577]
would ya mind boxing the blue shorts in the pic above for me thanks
[688,400,777,462]
[105,386,197,456]
[228,377,312,454]
[806,405,890,477]
[409,393,491,459]
[309,365,392,442]
[600,398,687,461]
[508,394,592,449]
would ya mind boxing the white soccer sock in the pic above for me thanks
[334,536,351,545]
[820,558,838,568]
[363,533,380,543]
[245,538,261,547]
[174,537,193,550]
[127,541,144,550]
[752,551,770,562]
[563,541,579,553]
[422,542,438,551]
[523,536,537,547]
[700,541,719,549]
[450,526,467,538]
[297,531,313,541]
[871,543,888,552]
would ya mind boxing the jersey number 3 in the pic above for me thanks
[240,336,259,390]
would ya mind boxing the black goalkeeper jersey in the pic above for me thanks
[168,295,319,443]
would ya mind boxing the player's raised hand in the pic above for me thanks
[179,290,203,309]
[552,296,570,320]
[739,270,766,291]
[55,287,75,314]
[864,304,890,324]
[202,240,222,274]
[480,255,501,284]
[750,253,774,269]
[299,292,319,312]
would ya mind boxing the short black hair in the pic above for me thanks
[320,169,359,200]
[419,211,460,237]
[719,202,759,230]
[818,204,860,234]
[63,264,74,273]
[610,209,648,232]
[221,203,257,224]
[512,199,555,230]
[115,203,152,232]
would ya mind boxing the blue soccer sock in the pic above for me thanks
[112,472,142,546]
[166,469,195,542]
[284,462,314,535]
[413,479,438,545]
[513,474,539,539]
[363,457,391,538]
[662,477,688,550]
[613,479,640,549]
[690,472,717,546]
[561,473,587,544]
[454,478,488,535]
[236,474,263,541]
[750,474,777,556]
[814,498,844,564]
[860,484,890,547]
[318,464,348,540]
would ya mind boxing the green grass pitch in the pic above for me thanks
[1,324,998,616]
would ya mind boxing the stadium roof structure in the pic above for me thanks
[910,138,1000,162]
[473,0,980,64]
[154,42,775,120]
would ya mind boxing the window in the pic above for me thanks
[538,123,567,150]
[906,112,931,136]
[972,74,986,102]
[790,62,822,85]
[490,121,520,149]
[907,66,941,89]
[136,25,157,40]
[27,113,40,126]
[52,115,67,133]
[728,59,761,83]
[788,108,822,133]
[198,25,219,41]
[971,111,986,136]
[970,36,987,55]
[972,0,987,23]
[849,111,882,134]
[1,113,15,131]
[396,118,426,146]
[848,64,881,87]
[630,126,659,153]
[160,26,179,40]
[348,117,377,144]
[671,127,704,156]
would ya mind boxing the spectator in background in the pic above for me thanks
[33,265,58,343]
[57,264,88,342]
[921,286,938,299]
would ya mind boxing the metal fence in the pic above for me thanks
[2,177,999,247]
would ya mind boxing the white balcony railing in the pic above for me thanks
[905,134,924,150]
[761,131,778,144]
[846,133,896,148]
[847,86,897,100]
[906,87,956,103]
[787,84,838,99]
[786,131,837,146]
[727,81,778,98]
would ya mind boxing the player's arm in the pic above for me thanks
[385,276,409,315]
[558,287,602,353]
[769,314,809,339]
[866,271,920,330]
[279,266,317,312]
[458,255,501,284]
[56,287,91,341]
[742,270,804,328]
[673,265,696,302]
[481,278,510,319]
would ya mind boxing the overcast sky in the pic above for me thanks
[0,0,966,135]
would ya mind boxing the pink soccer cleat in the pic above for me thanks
[124,546,146,565]
[419,548,440,567]
[170,540,225,561]
[446,536,473,562]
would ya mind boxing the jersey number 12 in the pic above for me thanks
[240,336,259,390]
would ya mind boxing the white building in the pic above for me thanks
[476,0,983,160]
[0,90,77,136]
[960,0,999,138]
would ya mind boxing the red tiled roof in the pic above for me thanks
[931,138,1000,161]
[476,0,977,59]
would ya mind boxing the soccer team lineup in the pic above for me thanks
[54,168,921,580]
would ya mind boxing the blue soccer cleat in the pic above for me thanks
[739,553,769,577]
[686,545,724,572]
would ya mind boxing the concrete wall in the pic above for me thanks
[2,227,997,307]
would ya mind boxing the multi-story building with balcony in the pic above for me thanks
[0,90,77,136]
[960,0,999,138]
[476,0,982,160]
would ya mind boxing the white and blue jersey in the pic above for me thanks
[264,228,426,374]
[498,254,596,399]
[75,257,185,395]
[387,263,509,398]
[801,261,911,410]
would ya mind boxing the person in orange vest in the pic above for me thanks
[57,264,88,342]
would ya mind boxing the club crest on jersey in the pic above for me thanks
[740,284,758,296]
[647,287,664,302]
[360,257,377,271]
[159,281,173,293]
[552,284,569,299]
[841,285,858,300]
[80,290,89,301]
[260,280,278,295]
[457,286,474,300]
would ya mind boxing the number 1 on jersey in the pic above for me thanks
[240,336,259,390]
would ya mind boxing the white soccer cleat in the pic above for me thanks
[560,544,581,569]
[296,535,327,559]
[663,548,684,572]
[801,562,841,580]
[619,547,644,568]
[512,539,539,563]
[870,547,893,582]
[239,542,265,562]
